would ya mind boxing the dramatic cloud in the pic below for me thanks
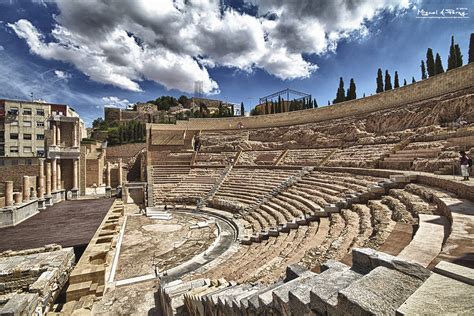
[8,0,410,93]
[100,96,133,109]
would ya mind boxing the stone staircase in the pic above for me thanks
[196,164,233,211]
[157,248,473,315]
[380,148,442,170]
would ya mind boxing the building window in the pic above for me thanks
[37,134,45,140]
[11,120,18,126]
[36,121,45,127]
[23,108,32,115]
[24,120,32,127]
[23,146,32,153]
[10,133,18,140]
[10,146,19,153]
[9,108,18,115]
[23,134,32,140]
[37,149,45,157]
[36,109,45,116]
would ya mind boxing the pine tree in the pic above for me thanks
[335,77,345,103]
[412,77,416,83]
[384,70,392,91]
[240,102,245,116]
[469,33,474,63]
[454,44,463,67]
[426,48,435,77]
[313,99,318,108]
[434,53,444,74]
[376,68,384,93]
[346,78,356,100]
[448,36,457,71]
[403,79,407,86]
[421,60,427,79]
[394,71,399,88]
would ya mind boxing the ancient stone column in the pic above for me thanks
[22,176,30,202]
[56,122,61,146]
[51,158,57,191]
[46,161,52,196]
[73,159,78,189]
[38,158,45,199]
[118,158,123,187]
[4,181,13,207]
[57,160,62,190]
[52,122,57,146]
[106,162,111,187]
[73,122,78,147]
[14,192,22,205]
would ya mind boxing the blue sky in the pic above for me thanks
[0,0,472,126]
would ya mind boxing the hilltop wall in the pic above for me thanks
[149,63,474,131]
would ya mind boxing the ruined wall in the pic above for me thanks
[86,160,101,186]
[149,63,474,131]
[0,164,39,191]
[104,107,121,122]
[106,143,146,161]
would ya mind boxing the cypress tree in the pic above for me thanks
[384,70,392,91]
[403,79,407,86]
[313,99,318,108]
[412,76,416,83]
[240,102,245,116]
[394,71,400,88]
[454,44,463,67]
[335,77,345,103]
[327,100,330,106]
[434,53,444,74]
[277,96,282,113]
[346,78,356,100]
[376,68,384,93]
[426,48,435,77]
[469,33,474,63]
[421,60,427,79]
[447,36,457,71]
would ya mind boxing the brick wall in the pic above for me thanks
[0,165,39,191]
[148,63,474,131]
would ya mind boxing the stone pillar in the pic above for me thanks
[73,122,78,147]
[52,123,57,146]
[57,160,62,190]
[118,158,123,187]
[14,192,22,205]
[4,181,13,207]
[71,159,79,199]
[22,176,30,202]
[56,122,61,147]
[106,162,111,187]
[46,162,52,196]
[38,158,45,199]
[51,158,57,191]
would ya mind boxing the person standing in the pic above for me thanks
[459,151,471,181]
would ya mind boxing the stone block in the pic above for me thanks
[433,261,474,286]
[351,248,431,281]
[270,271,317,315]
[324,204,339,213]
[337,266,424,315]
[287,219,299,229]
[396,272,474,315]
[284,264,309,282]
[268,227,279,237]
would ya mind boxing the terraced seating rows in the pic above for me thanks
[322,143,396,168]
[193,152,237,166]
[280,148,334,166]
[237,150,283,165]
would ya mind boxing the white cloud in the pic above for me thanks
[54,70,71,80]
[0,45,4,51]
[8,0,411,93]
[100,96,133,109]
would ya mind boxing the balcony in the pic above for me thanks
[49,114,80,123]
[47,145,80,159]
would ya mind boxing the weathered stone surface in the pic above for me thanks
[352,248,431,281]
[337,266,424,316]
[284,263,309,282]
[396,272,474,315]
[433,261,474,285]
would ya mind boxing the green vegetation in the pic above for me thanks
[376,68,384,93]
[469,33,474,63]
[92,118,146,146]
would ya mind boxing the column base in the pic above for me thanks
[71,188,79,200]
[45,195,53,206]
[60,190,66,201]
[38,198,46,210]
[105,187,112,198]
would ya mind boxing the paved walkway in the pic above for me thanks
[0,198,115,252]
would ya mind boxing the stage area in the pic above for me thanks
[114,212,218,281]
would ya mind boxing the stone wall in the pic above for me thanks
[149,63,474,131]
[0,165,39,191]
[106,143,146,160]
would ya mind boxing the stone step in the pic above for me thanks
[337,266,425,315]
[284,261,360,315]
